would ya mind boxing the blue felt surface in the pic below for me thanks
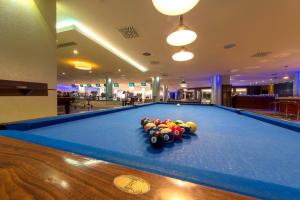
[2,104,300,200]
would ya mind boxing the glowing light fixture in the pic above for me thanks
[167,16,197,46]
[283,75,290,80]
[56,20,148,72]
[172,47,194,62]
[152,0,200,16]
[180,80,187,88]
[74,62,92,70]
[73,49,78,54]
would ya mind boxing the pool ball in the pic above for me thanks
[177,103,180,107]
[152,118,161,125]
[175,120,184,125]
[144,123,156,133]
[186,122,197,134]
[179,124,191,135]
[160,128,174,143]
[171,126,183,140]
[163,119,172,124]
[141,117,149,126]
[158,124,168,130]
[143,119,151,127]
[167,122,176,129]
[149,131,164,148]
[148,126,159,135]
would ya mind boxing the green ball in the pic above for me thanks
[143,119,151,127]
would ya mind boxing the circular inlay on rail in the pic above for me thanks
[113,175,150,195]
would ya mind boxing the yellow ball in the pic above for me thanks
[144,123,156,132]
[186,122,197,133]
[167,122,176,129]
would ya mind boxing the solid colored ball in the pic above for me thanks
[171,126,183,140]
[158,124,169,130]
[143,119,151,127]
[149,131,164,148]
[152,118,161,125]
[186,122,197,134]
[163,119,172,124]
[175,120,184,125]
[140,117,149,126]
[167,122,176,129]
[179,124,191,135]
[160,128,174,143]
[144,123,156,133]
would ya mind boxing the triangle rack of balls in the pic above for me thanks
[140,118,198,148]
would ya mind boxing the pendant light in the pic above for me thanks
[167,15,197,46]
[172,47,194,62]
[152,0,200,16]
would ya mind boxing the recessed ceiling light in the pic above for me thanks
[172,48,194,62]
[283,75,290,80]
[143,52,151,56]
[73,49,78,54]
[74,62,92,70]
[152,0,200,16]
[224,43,237,49]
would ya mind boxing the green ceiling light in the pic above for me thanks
[56,20,148,72]
[152,0,200,16]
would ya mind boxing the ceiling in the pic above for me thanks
[56,0,300,89]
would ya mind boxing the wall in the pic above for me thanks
[0,0,57,123]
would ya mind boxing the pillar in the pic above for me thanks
[152,76,160,102]
[105,78,112,100]
[293,71,300,97]
[211,75,231,106]
[163,84,168,102]
[211,75,221,105]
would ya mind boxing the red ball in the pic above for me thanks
[141,117,149,126]
[172,126,183,140]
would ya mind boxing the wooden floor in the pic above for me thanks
[0,136,256,200]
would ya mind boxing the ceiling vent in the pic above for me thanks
[57,42,77,48]
[252,51,272,57]
[118,26,139,39]
[224,43,236,49]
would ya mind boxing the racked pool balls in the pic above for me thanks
[152,118,161,125]
[179,123,191,135]
[144,123,156,133]
[160,128,174,143]
[149,131,164,148]
[186,121,197,134]
[141,117,149,126]
[171,126,183,140]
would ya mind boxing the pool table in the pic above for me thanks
[1,103,300,200]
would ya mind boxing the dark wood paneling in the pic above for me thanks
[0,136,255,200]
[0,79,48,96]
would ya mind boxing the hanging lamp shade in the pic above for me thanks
[152,0,200,16]
[172,47,194,62]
